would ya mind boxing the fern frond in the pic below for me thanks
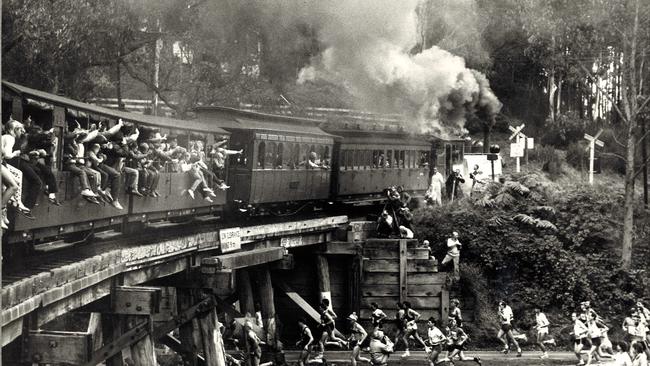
[504,181,531,196]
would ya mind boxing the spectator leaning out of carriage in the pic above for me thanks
[4,117,60,212]
[191,140,220,191]
[104,131,142,197]
[2,119,33,224]
[209,138,242,189]
[62,122,101,204]
[22,116,62,206]
[137,142,162,197]
[179,150,216,202]
[87,143,123,210]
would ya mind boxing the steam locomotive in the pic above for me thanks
[2,81,465,247]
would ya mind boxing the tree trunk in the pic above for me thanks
[621,0,640,269]
[555,77,563,116]
[622,121,636,268]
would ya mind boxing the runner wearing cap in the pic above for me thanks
[347,313,371,366]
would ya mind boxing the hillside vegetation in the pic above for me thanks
[414,157,649,346]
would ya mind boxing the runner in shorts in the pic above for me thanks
[393,302,406,347]
[401,301,429,358]
[533,308,553,359]
[444,318,481,365]
[497,300,522,357]
[425,317,447,366]
[450,299,463,328]
[347,313,371,366]
[318,303,347,350]
[588,312,612,364]
[370,302,388,330]
[572,312,590,366]
[296,318,314,366]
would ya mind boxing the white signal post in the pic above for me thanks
[584,129,605,185]
[509,124,526,173]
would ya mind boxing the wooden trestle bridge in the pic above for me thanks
[1,216,449,365]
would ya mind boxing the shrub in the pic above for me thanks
[413,172,649,346]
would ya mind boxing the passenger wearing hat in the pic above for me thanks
[368,329,393,366]
[347,313,370,366]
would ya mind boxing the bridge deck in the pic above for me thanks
[1,215,348,347]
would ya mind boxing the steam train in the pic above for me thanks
[1,81,465,246]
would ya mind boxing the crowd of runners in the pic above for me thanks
[273,298,650,366]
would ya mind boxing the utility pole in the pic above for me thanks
[584,129,604,185]
[642,117,648,208]
[152,19,162,116]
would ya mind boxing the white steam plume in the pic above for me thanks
[294,0,501,137]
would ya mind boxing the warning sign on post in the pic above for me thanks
[527,137,535,149]
[510,142,524,158]
[219,227,241,253]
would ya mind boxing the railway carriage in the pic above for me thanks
[329,130,434,203]
[2,81,228,244]
[2,80,468,248]
[195,107,337,211]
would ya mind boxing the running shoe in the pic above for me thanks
[401,350,410,358]
[474,356,482,366]
[501,348,509,354]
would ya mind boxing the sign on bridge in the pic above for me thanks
[219,227,241,253]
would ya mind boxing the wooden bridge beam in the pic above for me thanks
[237,269,256,317]
[316,255,331,308]
[253,265,276,347]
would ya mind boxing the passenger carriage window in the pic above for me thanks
[265,142,275,169]
[291,143,300,169]
[373,150,384,169]
[399,150,406,168]
[386,150,393,168]
[276,143,284,169]
[257,141,265,169]
[347,149,354,170]
[420,151,431,168]
[323,146,331,167]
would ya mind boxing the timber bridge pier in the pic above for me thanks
[2,215,450,365]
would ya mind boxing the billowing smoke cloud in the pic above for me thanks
[293,0,501,137]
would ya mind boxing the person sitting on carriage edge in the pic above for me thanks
[22,116,61,206]
[105,132,142,197]
[88,143,123,209]
[62,126,100,204]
